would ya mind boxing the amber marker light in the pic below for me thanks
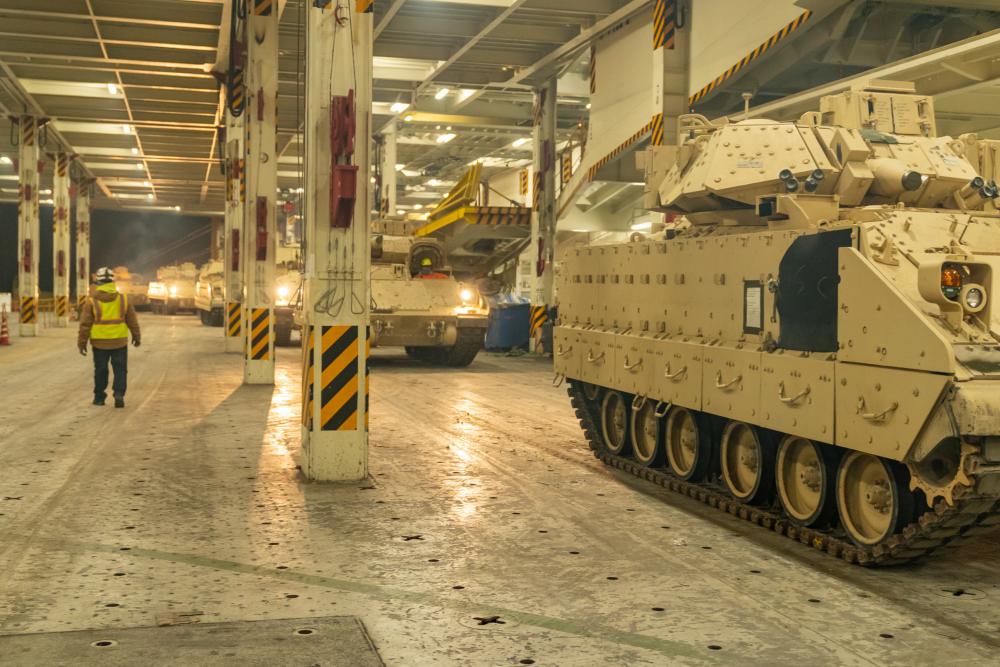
[941,265,963,300]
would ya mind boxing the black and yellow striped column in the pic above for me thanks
[55,296,68,319]
[530,305,548,340]
[20,297,37,324]
[246,307,272,362]
[227,301,242,338]
[320,325,361,432]
[301,326,315,429]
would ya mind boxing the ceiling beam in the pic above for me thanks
[455,0,652,110]
[0,8,219,31]
[415,0,529,96]
[0,62,112,199]
[375,0,407,41]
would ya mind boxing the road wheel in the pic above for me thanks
[629,400,664,467]
[776,436,840,527]
[665,407,710,481]
[600,391,630,456]
[837,452,915,547]
[720,421,775,505]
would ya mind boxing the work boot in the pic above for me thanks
[114,395,125,409]
[93,396,106,406]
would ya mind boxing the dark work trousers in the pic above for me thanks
[93,347,128,399]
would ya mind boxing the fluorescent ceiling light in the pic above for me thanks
[586,103,592,109]
[147,194,154,200]
[413,204,423,210]
[131,147,139,155]
[427,179,442,187]
[373,56,437,82]
[401,169,421,177]
[403,114,414,122]
[631,221,652,231]
[0,156,11,165]
[390,102,410,113]
[135,163,144,170]
[395,163,405,171]
[436,133,455,144]
[121,124,132,134]
[434,88,450,101]
[107,83,119,95]
[458,89,476,102]
[53,120,135,135]
[423,0,517,5]
[143,181,152,187]
[20,79,123,99]
[511,138,529,148]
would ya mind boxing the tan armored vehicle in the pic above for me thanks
[555,80,1000,565]
[148,263,197,314]
[274,244,301,347]
[112,266,149,311]
[371,218,488,367]
[195,259,225,326]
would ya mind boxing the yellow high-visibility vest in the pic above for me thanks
[91,285,130,340]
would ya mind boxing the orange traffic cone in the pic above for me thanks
[0,306,10,346]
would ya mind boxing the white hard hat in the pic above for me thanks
[95,267,114,283]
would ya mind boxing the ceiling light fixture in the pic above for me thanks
[511,138,529,148]
[458,89,475,102]
[395,163,405,171]
[135,163,144,170]
[147,193,154,200]
[121,124,132,134]
[143,181,151,187]
[0,156,12,165]
[131,147,139,155]
[107,83,119,95]
[435,88,450,100]
[403,114,414,122]
[390,102,410,113]
[436,133,455,144]
[427,178,442,187]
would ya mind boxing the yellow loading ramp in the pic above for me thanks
[413,163,532,279]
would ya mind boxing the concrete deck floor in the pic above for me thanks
[1,316,1000,666]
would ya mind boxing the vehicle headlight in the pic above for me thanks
[941,265,963,300]
[169,285,178,296]
[459,288,475,304]
[277,285,290,300]
[962,284,987,312]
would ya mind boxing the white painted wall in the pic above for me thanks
[690,0,807,95]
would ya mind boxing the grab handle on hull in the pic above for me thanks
[715,371,742,390]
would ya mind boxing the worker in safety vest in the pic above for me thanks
[78,266,141,408]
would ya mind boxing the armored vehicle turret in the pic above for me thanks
[555,80,1000,564]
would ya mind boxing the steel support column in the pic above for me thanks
[224,105,246,353]
[17,116,41,337]
[52,153,72,327]
[242,0,278,383]
[530,77,557,350]
[300,0,372,481]
[75,183,91,313]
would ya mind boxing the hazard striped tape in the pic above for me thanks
[690,10,813,106]
[227,301,241,337]
[302,326,315,428]
[56,154,68,178]
[20,297,36,324]
[20,117,35,146]
[533,171,542,211]
[254,0,272,16]
[470,206,531,227]
[230,70,245,113]
[356,0,374,12]
[651,113,665,147]
[530,306,548,339]
[653,0,677,50]
[55,296,67,318]
[239,158,246,203]
[587,119,654,182]
[321,325,360,432]
[248,307,271,361]
[561,151,573,185]
[519,169,529,197]
[77,295,87,310]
